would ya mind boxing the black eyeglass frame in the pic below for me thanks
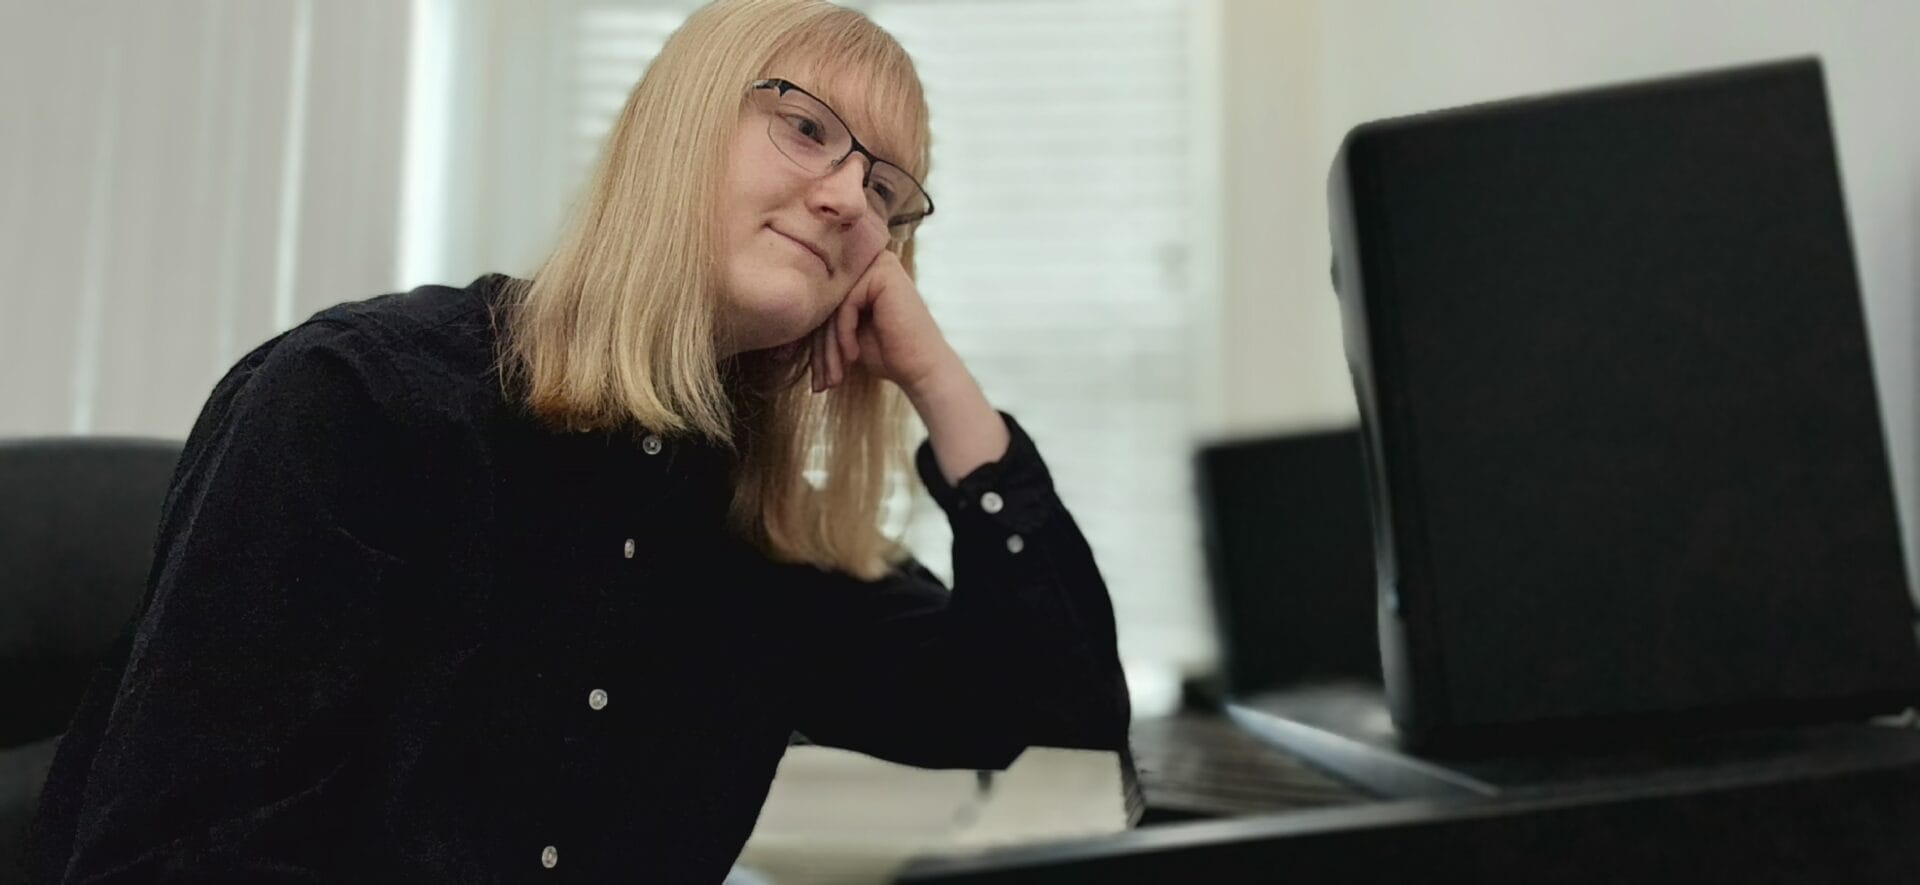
[747,77,935,236]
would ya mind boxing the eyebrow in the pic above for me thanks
[797,77,913,171]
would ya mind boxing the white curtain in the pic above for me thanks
[0,0,412,438]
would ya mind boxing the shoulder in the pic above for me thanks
[169,278,526,538]
[305,272,515,387]
[223,273,521,432]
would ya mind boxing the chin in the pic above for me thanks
[724,277,830,348]
[734,327,807,356]
[721,304,821,356]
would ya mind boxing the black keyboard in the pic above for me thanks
[1128,712,1366,819]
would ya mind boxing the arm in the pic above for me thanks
[47,323,415,883]
[788,411,1133,773]
[898,341,1009,487]
[798,248,1139,814]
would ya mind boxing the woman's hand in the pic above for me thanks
[809,249,955,397]
[807,249,1011,483]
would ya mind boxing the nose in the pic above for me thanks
[807,155,871,225]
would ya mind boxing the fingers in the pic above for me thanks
[824,308,844,388]
[836,294,860,372]
[810,323,827,393]
[812,292,872,394]
[810,311,842,393]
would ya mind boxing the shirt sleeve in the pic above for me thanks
[46,321,417,884]
[788,411,1137,790]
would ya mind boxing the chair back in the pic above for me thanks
[0,437,182,748]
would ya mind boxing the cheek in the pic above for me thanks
[848,233,891,279]
[716,129,782,233]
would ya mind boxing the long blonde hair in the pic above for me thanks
[498,0,932,581]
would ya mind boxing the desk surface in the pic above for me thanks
[904,720,1920,883]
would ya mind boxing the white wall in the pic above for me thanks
[1209,0,1356,439]
[0,0,412,438]
[1217,0,1920,583]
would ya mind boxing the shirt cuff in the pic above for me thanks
[913,410,1058,537]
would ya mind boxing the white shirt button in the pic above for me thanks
[1006,534,1025,554]
[589,688,609,710]
[980,491,1004,514]
[622,538,635,559]
[541,845,558,868]
[642,434,664,455]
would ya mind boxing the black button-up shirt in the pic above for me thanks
[28,274,1136,883]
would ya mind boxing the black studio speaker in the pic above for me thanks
[1196,428,1382,696]
[1328,57,1920,754]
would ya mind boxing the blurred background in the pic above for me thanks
[3,0,1917,712]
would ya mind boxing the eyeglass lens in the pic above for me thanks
[756,86,929,232]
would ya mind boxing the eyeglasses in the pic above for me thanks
[746,78,933,239]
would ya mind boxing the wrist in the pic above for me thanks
[901,344,968,405]
[899,349,1008,484]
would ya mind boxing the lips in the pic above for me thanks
[769,226,831,274]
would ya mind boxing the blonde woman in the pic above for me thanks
[28,0,1133,881]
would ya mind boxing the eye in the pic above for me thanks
[868,180,897,204]
[778,111,830,146]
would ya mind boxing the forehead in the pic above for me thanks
[764,60,917,169]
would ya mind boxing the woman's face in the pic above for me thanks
[712,71,900,358]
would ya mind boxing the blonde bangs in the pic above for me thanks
[763,17,931,182]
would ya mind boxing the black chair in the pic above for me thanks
[0,437,182,885]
